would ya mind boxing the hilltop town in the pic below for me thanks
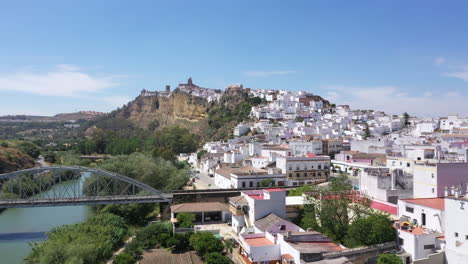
[160,78,468,264]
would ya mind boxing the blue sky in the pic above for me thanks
[1,0,468,116]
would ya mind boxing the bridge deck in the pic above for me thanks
[0,195,172,208]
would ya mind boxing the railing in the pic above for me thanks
[323,241,397,259]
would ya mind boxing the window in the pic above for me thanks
[296,173,300,177]
[304,173,307,177]
[242,182,246,188]
[249,181,253,188]
[289,166,292,171]
[318,165,322,169]
[455,232,459,237]
[424,244,435,249]
[289,173,292,177]
[399,237,404,246]
[407,163,411,167]
[432,188,435,193]
[280,225,286,231]
[406,206,414,213]
[431,173,434,178]
[318,172,321,177]
[465,235,468,240]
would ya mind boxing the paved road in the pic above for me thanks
[191,170,217,190]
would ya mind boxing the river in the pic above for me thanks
[0,173,92,264]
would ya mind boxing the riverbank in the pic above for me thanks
[0,175,92,264]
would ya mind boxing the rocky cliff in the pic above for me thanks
[89,91,211,138]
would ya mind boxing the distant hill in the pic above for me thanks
[0,111,104,122]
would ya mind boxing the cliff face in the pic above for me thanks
[0,147,36,173]
[113,91,211,136]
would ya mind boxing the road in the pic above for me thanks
[191,170,217,190]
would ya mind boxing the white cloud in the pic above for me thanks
[0,65,120,96]
[244,70,296,77]
[443,65,468,82]
[323,85,468,116]
[434,57,446,66]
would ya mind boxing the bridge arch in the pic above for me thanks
[0,166,172,208]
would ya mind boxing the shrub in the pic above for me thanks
[113,252,136,264]
[177,212,195,228]
[189,232,224,256]
[377,253,403,264]
[204,252,230,264]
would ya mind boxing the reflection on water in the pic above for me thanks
[0,172,92,264]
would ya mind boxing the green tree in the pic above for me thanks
[177,212,196,228]
[403,112,410,127]
[204,252,230,264]
[344,213,395,247]
[302,179,371,244]
[377,253,403,264]
[113,252,136,264]
[288,184,314,196]
[364,123,371,139]
[189,232,224,256]
[17,142,41,159]
[258,178,275,187]
[197,149,207,160]
[93,153,190,192]
[43,151,56,163]
[25,213,128,264]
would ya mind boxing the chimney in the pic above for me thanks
[444,186,449,197]
[286,230,292,239]
[451,186,456,196]
[455,187,460,198]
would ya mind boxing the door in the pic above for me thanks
[421,212,426,226]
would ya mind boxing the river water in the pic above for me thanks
[0,173,92,264]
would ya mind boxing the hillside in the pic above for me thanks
[86,87,268,141]
[0,146,37,173]
[114,91,210,135]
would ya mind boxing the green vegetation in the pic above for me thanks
[344,213,396,247]
[151,126,199,162]
[257,178,275,187]
[1,171,78,199]
[118,222,229,264]
[176,212,196,228]
[189,232,225,256]
[197,149,207,160]
[294,175,395,247]
[364,123,371,139]
[378,253,403,264]
[204,252,231,264]
[92,152,190,192]
[403,112,410,127]
[288,184,314,196]
[25,213,128,264]
[207,92,264,140]
[17,142,41,159]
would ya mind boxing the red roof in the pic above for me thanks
[306,153,317,158]
[400,198,445,211]
[371,200,398,215]
[244,237,274,247]
[265,188,285,192]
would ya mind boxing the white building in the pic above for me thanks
[445,188,468,264]
[395,198,445,263]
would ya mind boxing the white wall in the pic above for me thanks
[413,165,438,198]
[445,197,468,264]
